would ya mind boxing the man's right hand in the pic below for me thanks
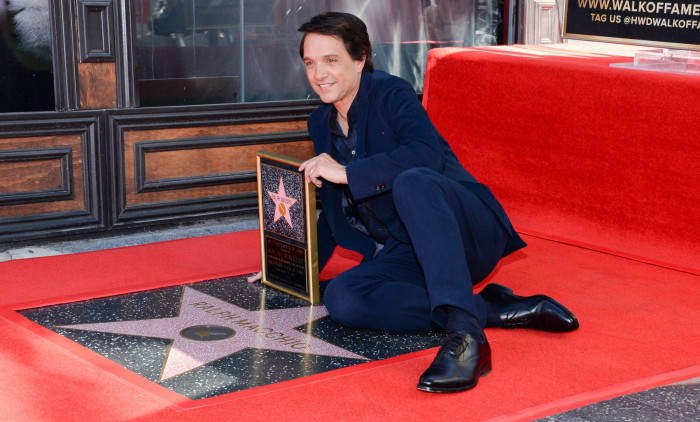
[299,153,347,188]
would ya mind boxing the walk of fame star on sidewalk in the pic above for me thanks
[56,286,366,381]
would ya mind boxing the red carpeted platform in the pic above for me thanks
[1,230,699,421]
[422,44,699,275]
[1,44,699,421]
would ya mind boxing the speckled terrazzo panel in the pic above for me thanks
[19,276,443,400]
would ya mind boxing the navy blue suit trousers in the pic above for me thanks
[323,168,510,332]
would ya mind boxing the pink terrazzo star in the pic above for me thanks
[57,286,366,381]
[267,177,298,228]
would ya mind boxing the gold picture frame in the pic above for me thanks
[256,151,319,304]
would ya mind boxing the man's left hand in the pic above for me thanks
[299,153,348,188]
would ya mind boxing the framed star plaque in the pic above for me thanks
[256,151,319,304]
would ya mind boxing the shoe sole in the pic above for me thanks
[416,363,492,393]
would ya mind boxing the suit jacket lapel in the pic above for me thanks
[354,72,373,160]
[314,105,334,155]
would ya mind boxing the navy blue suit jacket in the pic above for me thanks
[308,70,525,270]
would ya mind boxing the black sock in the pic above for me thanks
[442,305,484,341]
[485,302,502,328]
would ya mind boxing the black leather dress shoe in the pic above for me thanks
[417,332,492,393]
[479,283,579,332]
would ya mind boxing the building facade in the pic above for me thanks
[1,0,516,243]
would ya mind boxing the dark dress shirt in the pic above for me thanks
[328,102,390,246]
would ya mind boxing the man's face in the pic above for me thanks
[302,33,365,112]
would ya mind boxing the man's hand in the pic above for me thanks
[299,153,347,188]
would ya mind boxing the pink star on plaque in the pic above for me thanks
[56,287,366,382]
[267,177,298,228]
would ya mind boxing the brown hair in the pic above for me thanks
[298,12,374,72]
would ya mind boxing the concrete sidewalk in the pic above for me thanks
[0,215,258,262]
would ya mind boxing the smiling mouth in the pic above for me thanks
[318,82,335,90]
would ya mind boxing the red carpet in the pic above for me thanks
[1,230,699,421]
